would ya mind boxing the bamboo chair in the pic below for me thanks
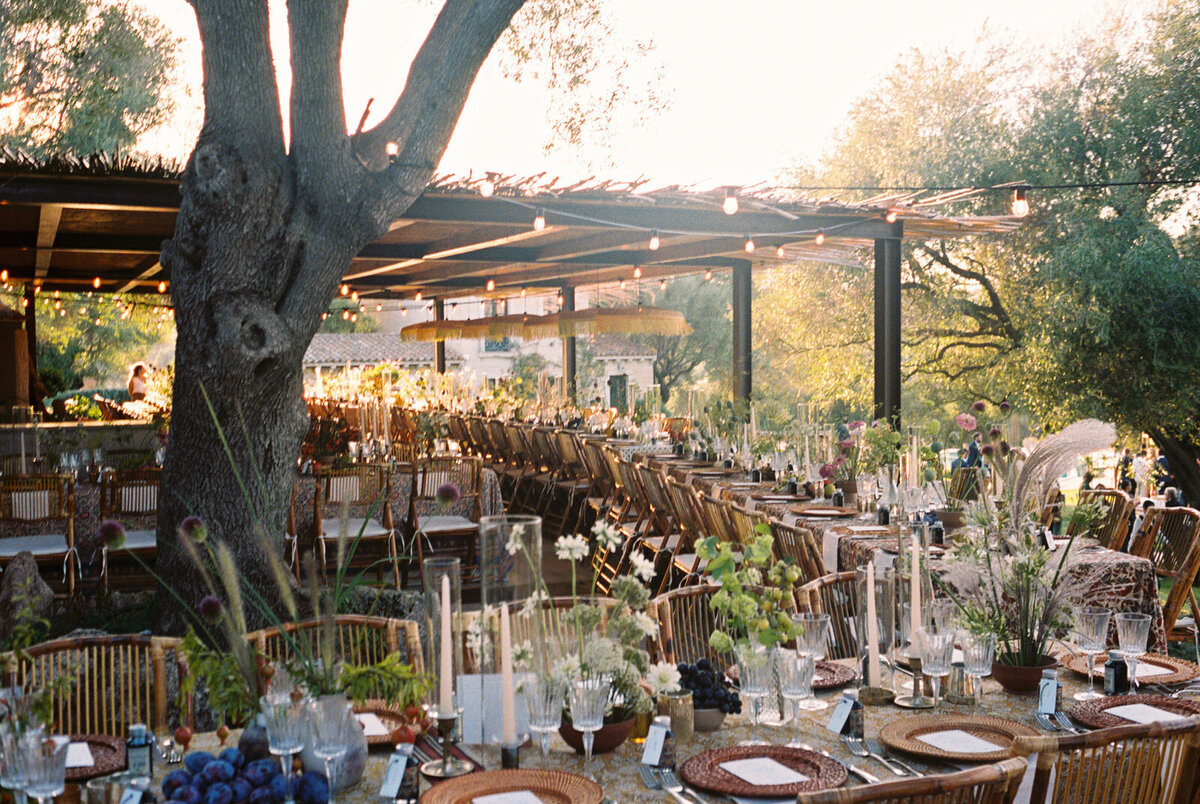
[1009,719,1200,804]
[1073,488,1135,550]
[5,634,187,736]
[248,615,424,675]
[698,494,736,542]
[728,503,769,546]
[796,758,1026,803]
[313,464,398,586]
[0,474,76,597]
[635,467,684,587]
[649,584,733,668]
[1129,506,1200,642]
[553,430,593,535]
[797,572,858,660]
[405,456,484,588]
[662,477,709,590]
[769,521,825,587]
[97,468,161,591]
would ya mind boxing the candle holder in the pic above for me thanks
[500,744,520,769]
[894,656,935,709]
[423,557,465,757]
[421,714,474,779]
[856,563,894,706]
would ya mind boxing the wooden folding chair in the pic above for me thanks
[1130,506,1200,642]
[0,474,76,597]
[98,467,161,591]
[313,464,398,585]
[405,456,483,589]
[796,758,1026,803]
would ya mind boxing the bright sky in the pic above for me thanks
[138,0,1148,187]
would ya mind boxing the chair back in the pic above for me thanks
[796,758,1027,803]
[1131,507,1200,638]
[99,468,161,518]
[7,634,185,736]
[413,456,483,518]
[698,494,734,542]
[650,584,733,669]
[0,474,73,523]
[1072,489,1134,550]
[314,464,393,527]
[637,466,675,537]
[728,504,768,545]
[769,521,824,586]
[1010,719,1200,804]
[797,571,858,660]
[948,466,980,502]
[249,615,424,675]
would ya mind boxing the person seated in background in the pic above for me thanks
[127,363,148,400]
[1118,477,1137,496]
[1164,486,1185,507]
[1081,471,1096,491]
[1128,498,1154,550]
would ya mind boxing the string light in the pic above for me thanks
[53,290,59,299]
[619,280,627,290]
[1011,187,1030,217]
[885,210,899,223]
[375,303,382,311]
[414,291,423,301]
[94,317,101,325]
[723,190,738,215]
[401,308,407,317]
[486,279,496,291]
[705,270,713,281]
[520,288,527,297]
[340,284,349,296]
[450,302,458,311]
[775,245,785,258]
[92,277,101,289]
[633,266,642,279]
[659,280,667,291]
[350,313,358,322]
[743,236,755,253]
[814,231,826,245]
[351,291,359,301]
[157,281,167,293]
[479,174,496,198]
[358,304,366,312]
[533,208,546,231]
[0,270,7,281]
[342,309,350,320]
[59,308,65,317]
[385,141,399,156]
[648,230,661,250]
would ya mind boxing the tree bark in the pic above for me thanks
[1148,428,1200,509]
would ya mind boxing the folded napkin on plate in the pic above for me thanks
[66,742,94,768]
[473,792,544,804]
[1106,703,1187,724]
[355,712,390,737]
[719,757,809,785]
[915,729,1003,754]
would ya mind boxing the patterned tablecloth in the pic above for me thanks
[668,471,1168,653]
[155,663,1153,804]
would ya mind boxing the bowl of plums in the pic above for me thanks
[677,659,742,732]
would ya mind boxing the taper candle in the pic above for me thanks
[499,602,517,745]
[439,574,453,714]
[866,562,882,686]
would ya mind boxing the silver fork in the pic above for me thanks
[639,764,688,804]
[842,735,907,776]
[1034,712,1064,732]
[865,739,924,777]
[799,742,880,784]
[659,767,713,804]
[1053,711,1085,734]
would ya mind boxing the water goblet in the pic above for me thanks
[569,676,610,772]
[735,644,772,744]
[961,632,996,706]
[777,649,814,746]
[17,733,67,804]
[261,697,306,804]
[1072,607,1111,701]
[524,676,563,757]
[1115,612,1152,689]
[0,722,36,804]
[792,613,831,711]
[307,698,354,804]
[916,627,955,710]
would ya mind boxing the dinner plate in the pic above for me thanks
[791,506,856,518]
[812,661,857,689]
[1068,694,1200,729]
[680,745,848,797]
[879,715,1038,762]
[1061,652,1200,686]
[419,769,603,804]
[65,734,125,782]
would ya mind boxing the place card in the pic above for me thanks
[356,712,390,737]
[731,797,794,804]
[1105,703,1188,724]
[1135,663,1171,678]
[378,745,412,799]
[915,729,1003,754]
[472,792,544,804]
[719,757,809,786]
[66,741,94,768]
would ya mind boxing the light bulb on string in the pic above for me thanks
[705,270,713,281]
[80,307,87,315]
[486,279,496,291]
[92,277,101,289]
[648,230,660,250]
[743,236,755,253]
[520,288,527,297]
[342,309,350,320]
[775,245,785,258]
[619,280,627,290]
[358,304,366,313]
[659,280,667,291]
[414,291,423,301]
[633,266,642,279]
[351,291,359,301]
[815,231,826,245]
[0,270,7,281]
[401,308,407,317]
[33,284,40,294]
[53,290,59,299]
[94,317,101,325]
[385,141,399,156]
[479,174,496,198]
[556,293,564,305]
[375,303,382,311]
[885,209,899,223]
[1011,187,1030,217]
[53,300,60,310]
[533,208,546,231]
[350,313,358,322]
[450,302,457,312]
[59,308,65,317]
[723,190,739,215]
[340,284,349,296]
[158,281,168,293]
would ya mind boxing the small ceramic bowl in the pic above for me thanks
[692,708,727,732]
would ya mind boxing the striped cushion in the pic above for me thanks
[11,490,50,520]
[120,485,158,514]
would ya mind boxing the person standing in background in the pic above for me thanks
[127,363,149,400]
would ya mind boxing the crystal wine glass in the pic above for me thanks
[17,733,67,804]
[777,648,814,746]
[307,698,354,804]
[261,697,306,804]
[0,722,35,804]
[1072,607,1111,701]
[1115,612,1152,689]
[961,632,996,706]
[792,613,831,711]
[735,644,772,744]
[916,627,955,711]
[524,676,563,757]
[569,676,610,771]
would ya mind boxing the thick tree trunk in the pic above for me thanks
[1149,429,1200,509]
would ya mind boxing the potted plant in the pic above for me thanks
[936,416,1114,692]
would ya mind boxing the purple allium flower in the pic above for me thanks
[818,463,835,480]
[972,400,987,412]
[988,427,1002,440]
[998,400,1011,413]
[999,440,1011,457]
[179,516,208,544]
[199,595,223,622]
[981,443,995,457]
[955,413,977,431]
[97,520,126,550]
[435,483,461,506]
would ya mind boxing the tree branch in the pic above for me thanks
[287,0,351,189]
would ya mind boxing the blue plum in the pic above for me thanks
[218,748,245,770]
[243,759,282,788]
[295,772,328,804]
[184,752,216,775]
[163,770,193,798]
[174,786,203,804]
[230,778,253,804]
[205,783,233,804]
[201,760,236,785]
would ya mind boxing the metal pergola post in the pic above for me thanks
[561,286,576,401]
[732,259,752,403]
[873,225,903,426]
[434,298,446,374]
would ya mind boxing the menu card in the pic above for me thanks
[719,757,809,785]
[915,729,1003,754]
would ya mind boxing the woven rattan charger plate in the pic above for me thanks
[65,735,125,782]
[680,745,848,797]
[419,769,603,804]
[1061,653,1200,686]
[353,700,410,746]
[1068,694,1200,729]
[879,715,1039,763]
[813,661,857,690]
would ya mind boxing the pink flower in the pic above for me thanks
[955,413,977,431]
[818,463,835,479]
[839,438,856,451]
[848,420,867,433]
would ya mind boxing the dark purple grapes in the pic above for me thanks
[677,661,739,714]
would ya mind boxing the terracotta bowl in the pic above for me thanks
[991,655,1058,694]
[558,717,636,755]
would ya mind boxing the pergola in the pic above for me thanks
[0,154,1022,423]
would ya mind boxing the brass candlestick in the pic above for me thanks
[894,655,935,709]
[420,715,473,779]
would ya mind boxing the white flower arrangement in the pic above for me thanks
[629,553,656,584]
[554,534,590,561]
[505,523,527,556]
[646,662,682,695]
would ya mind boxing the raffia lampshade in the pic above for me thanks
[399,319,463,342]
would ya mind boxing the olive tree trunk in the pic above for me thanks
[154,0,524,632]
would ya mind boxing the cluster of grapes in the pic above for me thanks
[677,659,742,714]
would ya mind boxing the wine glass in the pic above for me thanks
[0,722,34,804]
[916,627,955,711]
[735,644,772,743]
[307,698,354,804]
[261,697,306,804]
[961,632,996,706]
[524,676,563,757]
[777,648,814,746]
[1072,608,1111,701]
[17,733,67,804]
[792,613,831,711]
[903,487,925,521]
[569,676,610,771]
[1115,612,1152,689]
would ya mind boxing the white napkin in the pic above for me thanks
[1105,703,1187,724]
[719,757,809,785]
[355,712,390,737]
[473,793,544,804]
[848,526,889,534]
[66,742,94,768]
[916,729,1003,754]
[1134,662,1171,678]
[732,798,794,804]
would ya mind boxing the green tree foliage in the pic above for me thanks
[635,274,731,404]
[319,299,380,333]
[0,0,176,156]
